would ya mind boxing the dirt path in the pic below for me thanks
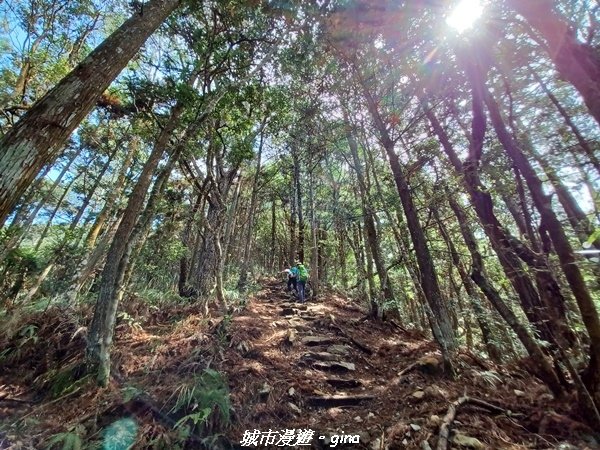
[0,278,596,449]
[218,278,593,449]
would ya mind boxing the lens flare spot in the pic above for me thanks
[446,0,484,33]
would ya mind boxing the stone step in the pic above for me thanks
[300,352,343,363]
[327,344,352,356]
[301,336,338,346]
[299,313,319,321]
[325,378,363,389]
[306,394,374,408]
[312,360,356,372]
[279,307,297,316]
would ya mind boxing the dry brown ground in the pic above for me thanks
[0,278,598,449]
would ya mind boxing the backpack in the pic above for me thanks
[297,264,309,281]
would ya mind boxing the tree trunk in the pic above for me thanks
[309,170,319,299]
[34,170,82,251]
[571,151,600,223]
[424,97,560,347]
[120,149,180,294]
[361,224,377,306]
[178,190,203,296]
[238,126,265,290]
[71,146,119,236]
[214,226,227,313]
[363,141,425,322]
[448,194,564,395]
[85,140,138,249]
[67,215,123,301]
[0,150,78,261]
[5,163,53,231]
[63,137,137,301]
[506,0,600,126]
[318,228,327,287]
[502,193,528,239]
[0,0,181,226]
[423,63,566,396]
[189,196,208,280]
[337,226,348,290]
[86,101,186,386]
[360,79,457,366]
[294,150,305,262]
[346,123,394,315]
[510,165,574,348]
[346,225,368,303]
[483,87,600,401]
[289,176,297,265]
[513,167,542,252]
[191,133,239,302]
[352,224,372,302]
[270,197,277,271]
[222,179,240,274]
[435,206,502,361]
[193,201,225,297]
[531,147,595,246]
[20,148,117,302]
[529,67,600,177]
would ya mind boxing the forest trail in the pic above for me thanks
[0,279,596,449]
[218,279,594,449]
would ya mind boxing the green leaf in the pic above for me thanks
[586,229,600,245]
[173,408,212,431]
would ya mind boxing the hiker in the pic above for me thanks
[296,261,309,303]
[283,264,298,293]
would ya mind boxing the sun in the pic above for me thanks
[446,0,484,33]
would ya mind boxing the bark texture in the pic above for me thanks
[86,103,185,386]
[0,0,181,226]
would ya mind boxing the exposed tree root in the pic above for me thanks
[436,396,513,450]
[397,361,420,378]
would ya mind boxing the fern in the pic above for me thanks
[45,425,85,450]
[479,370,503,387]
[18,324,39,345]
[168,369,231,422]
[174,408,212,429]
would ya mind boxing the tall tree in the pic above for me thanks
[506,0,600,126]
[0,0,181,226]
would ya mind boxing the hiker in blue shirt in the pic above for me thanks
[283,264,299,293]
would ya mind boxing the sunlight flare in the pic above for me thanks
[446,0,484,33]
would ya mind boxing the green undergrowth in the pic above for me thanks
[40,369,234,450]
[166,369,232,447]
[0,284,249,450]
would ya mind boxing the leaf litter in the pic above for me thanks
[0,278,597,449]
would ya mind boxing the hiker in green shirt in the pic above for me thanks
[296,261,309,303]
